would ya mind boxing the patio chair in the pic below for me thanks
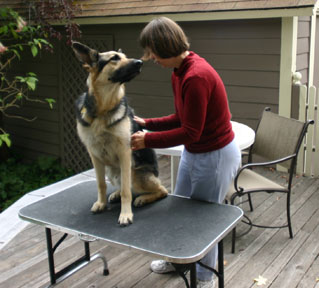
[228,108,314,253]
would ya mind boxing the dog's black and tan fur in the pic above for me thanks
[72,42,168,225]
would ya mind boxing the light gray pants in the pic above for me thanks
[174,139,241,281]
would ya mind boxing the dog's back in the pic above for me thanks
[129,108,159,177]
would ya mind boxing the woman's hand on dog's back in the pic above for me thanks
[131,131,146,151]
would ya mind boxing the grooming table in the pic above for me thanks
[19,180,243,288]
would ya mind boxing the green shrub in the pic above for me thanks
[0,155,74,212]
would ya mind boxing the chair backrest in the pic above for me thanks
[251,109,307,169]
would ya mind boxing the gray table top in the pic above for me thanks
[19,180,243,264]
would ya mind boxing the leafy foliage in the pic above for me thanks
[29,0,82,46]
[0,7,55,147]
[0,154,74,212]
[0,2,82,147]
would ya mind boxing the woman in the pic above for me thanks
[131,17,241,288]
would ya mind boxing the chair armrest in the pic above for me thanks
[234,154,296,192]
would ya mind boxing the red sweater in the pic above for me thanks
[144,52,234,153]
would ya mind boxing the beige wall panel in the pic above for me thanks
[296,17,311,84]
[126,81,173,98]
[205,54,280,71]
[314,16,319,88]
[226,86,279,104]
[297,17,311,37]
[296,53,310,71]
[128,94,175,118]
[297,37,310,54]
[182,19,281,39]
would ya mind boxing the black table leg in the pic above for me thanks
[172,263,197,288]
[190,263,197,288]
[218,240,224,288]
[173,263,192,288]
[45,228,56,284]
[44,228,109,287]
[174,240,225,288]
[196,239,225,288]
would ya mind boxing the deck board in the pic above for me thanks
[1,156,319,288]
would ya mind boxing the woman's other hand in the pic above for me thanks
[133,116,146,127]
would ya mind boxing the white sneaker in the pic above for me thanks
[197,278,216,288]
[150,260,176,274]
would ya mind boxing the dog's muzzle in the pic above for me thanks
[135,59,143,70]
[109,59,143,83]
[131,59,143,74]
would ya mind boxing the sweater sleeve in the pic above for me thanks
[144,113,181,131]
[144,77,210,148]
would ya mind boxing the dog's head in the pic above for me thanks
[72,41,143,85]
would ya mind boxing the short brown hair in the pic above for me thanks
[139,17,190,60]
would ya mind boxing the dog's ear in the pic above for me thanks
[72,41,99,67]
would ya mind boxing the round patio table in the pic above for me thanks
[154,121,255,192]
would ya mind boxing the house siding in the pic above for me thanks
[296,16,311,85]
[4,18,282,170]
[124,19,281,129]
[4,46,61,161]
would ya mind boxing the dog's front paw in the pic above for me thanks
[133,196,147,207]
[118,212,133,226]
[108,190,121,203]
[91,201,107,213]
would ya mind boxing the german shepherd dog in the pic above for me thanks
[72,42,168,226]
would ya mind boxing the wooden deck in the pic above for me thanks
[1,156,319,288]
